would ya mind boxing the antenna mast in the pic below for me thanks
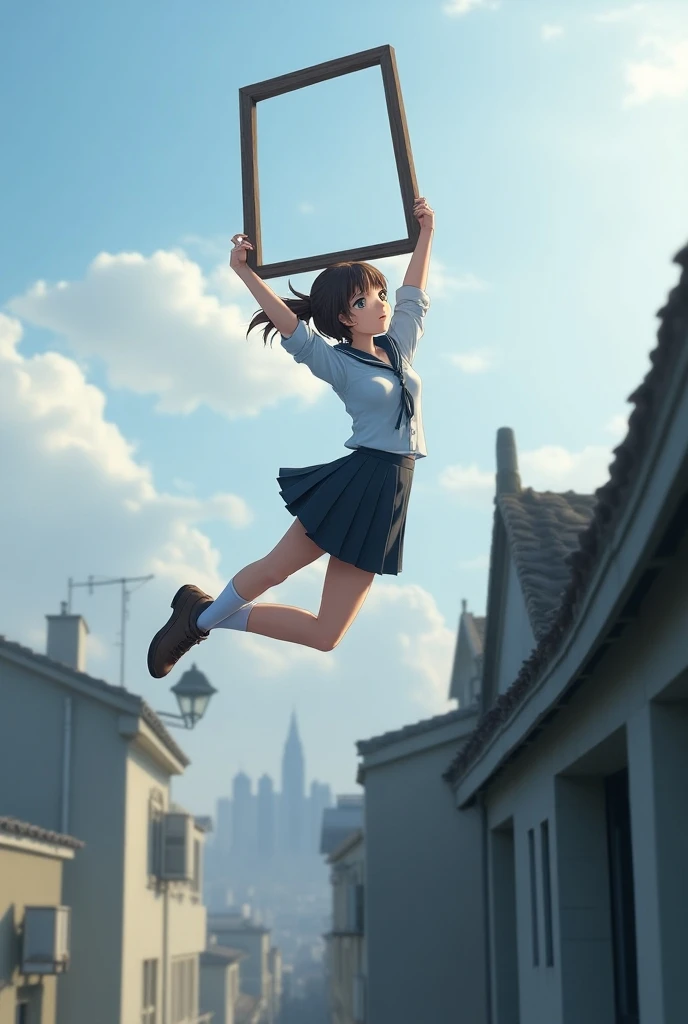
[67,574,154,687]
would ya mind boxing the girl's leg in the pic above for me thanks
[245,554,375,651]
[198,520,325,631]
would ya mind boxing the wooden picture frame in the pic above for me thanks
[239,44,420,280]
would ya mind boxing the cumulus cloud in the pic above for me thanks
[0,311,456,794]
[442,0,499,16]
[541,24,565,41]
[624,36,688,106]
[7,249,330,420]
[449,349,495,373]
[439,441,617,504]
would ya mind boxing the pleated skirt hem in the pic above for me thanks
[277,447,415,576]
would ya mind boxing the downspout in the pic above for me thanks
[61,697,72,834]
[479,790,493,1024]
[162,882,169,1024]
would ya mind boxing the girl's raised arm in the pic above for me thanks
[230,234,299,337]
[403,198,435,292]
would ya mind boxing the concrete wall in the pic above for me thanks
[481,530,688,1024]
[364,733,487,1024]
[207,928,268,1001]
[494,554,536,698]
[200,962,237,1024]
[0,846,63,1024]
[0,660,128,1024]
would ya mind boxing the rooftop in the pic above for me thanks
[0,634,189,768]
[445,241,688,785]
[0,816,84,851]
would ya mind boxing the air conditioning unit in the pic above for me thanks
[22,906,71,974]
[161,812,194,881]
[353,973,366,1023]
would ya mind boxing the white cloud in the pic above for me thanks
[440,442,616,503]
[0,312,457,796]
[541,24,565,41]
[605,412,630,439]
[593,4,647,24]
[449,349,495,373]
[442,0,498,16]
[7,249,330,421]
[624,36,688,106]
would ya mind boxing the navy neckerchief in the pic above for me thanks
[333,334,414,431]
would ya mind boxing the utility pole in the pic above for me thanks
[67,574,154,687]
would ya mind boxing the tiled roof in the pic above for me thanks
[0,816,84,850]
[0,636,189,767]
[445,241,688,786]
[499,490,598,639]
[357,707,477,756]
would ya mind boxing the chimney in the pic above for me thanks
[496,427,522,495]
[46,602,89,673]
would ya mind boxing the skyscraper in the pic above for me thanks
[280,712,306,855]
[257,773,276,860]
[231,771,255,858]
[308,781,333,855]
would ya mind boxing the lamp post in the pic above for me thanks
[156,663,217,729]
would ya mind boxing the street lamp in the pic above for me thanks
[156,663,217,729]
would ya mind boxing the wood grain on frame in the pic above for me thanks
[238,45,419,280]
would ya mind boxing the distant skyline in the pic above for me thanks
[2,0,687,807]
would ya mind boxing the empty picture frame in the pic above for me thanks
[239,44,420,280]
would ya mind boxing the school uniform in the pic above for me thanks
[277,285,429,575]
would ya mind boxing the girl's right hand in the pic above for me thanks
[230,233,254,273]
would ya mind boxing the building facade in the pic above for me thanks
[0,614,207,1024]
[326,830,365,1024]
[0,818,83,1024]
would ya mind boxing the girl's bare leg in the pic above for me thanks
[246,554,375,651]
[233,519,326,601]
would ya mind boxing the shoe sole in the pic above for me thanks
[147,585,199,679]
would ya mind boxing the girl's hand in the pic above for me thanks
[413,197,435,232]
[230,233,254,273]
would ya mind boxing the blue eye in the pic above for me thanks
[354,298,365,309]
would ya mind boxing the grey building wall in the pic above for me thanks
[494,554,536,698]
[363,724,487,1024]
[481,530,688,1024]
[0,659,127,1024]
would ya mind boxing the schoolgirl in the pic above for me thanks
[147,197,434,678]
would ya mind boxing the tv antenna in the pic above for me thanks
[67,574,154,687]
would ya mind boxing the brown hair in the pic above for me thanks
[248,262,389,346]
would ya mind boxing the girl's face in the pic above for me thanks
[342,284,391,337]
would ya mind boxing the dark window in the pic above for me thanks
[528,828,539,966]
[142,958,158,1024]
[605,768,639,1024]
[540,820,554,966]
[15,1005,28,1024]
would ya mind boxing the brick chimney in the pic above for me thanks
[46,602,89,673]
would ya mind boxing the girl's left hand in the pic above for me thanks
[413,196,435,231]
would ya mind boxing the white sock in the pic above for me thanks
[197,577,250,632]
[213,603,254,632]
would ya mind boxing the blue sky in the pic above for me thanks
[2,0,687,814]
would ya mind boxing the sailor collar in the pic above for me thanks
[333,334,414,430]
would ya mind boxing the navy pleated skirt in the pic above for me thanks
[277,446,415,575]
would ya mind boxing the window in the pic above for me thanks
[528,828,540,966]
[15,1005,28,1024]
[171,956,197,1023]
[540,820,554,967]
[142,959,158,1024]
[148,790,165,879]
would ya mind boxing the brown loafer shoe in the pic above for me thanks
[147,584,214,679]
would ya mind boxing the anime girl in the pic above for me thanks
[147,197,434,678]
